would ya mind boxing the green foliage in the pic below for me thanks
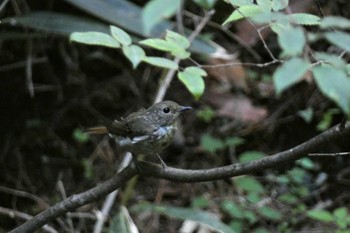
[276,26,306,57]
[316,108,340,131]
[178,66,206,100]
[131,202,235,233]
[200,134,244,153]
[109,206,135,233]
[193,0,217,10]
[73,128,90,143]
[70,31,120,48]
[312,65,350,116]
[238,151,265,163]
[298,107,314,123]
[141,0,181,34]
[142,56,179,69]
[196,106,216,123]
[273,58,309,95]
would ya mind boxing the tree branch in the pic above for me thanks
[10,122,350,233]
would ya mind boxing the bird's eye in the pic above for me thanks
[163,107,170,113]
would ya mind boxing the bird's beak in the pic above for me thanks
[179,106,192,112]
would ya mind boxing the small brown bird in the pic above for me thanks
[86,100,192,167]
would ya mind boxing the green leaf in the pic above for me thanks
[178,67,206,99]
[73,129,90,143]
[225,137,245,147]
[200,134,225,153]
[221,200,245,219]
[316,108,339,131]
[273,58,309,95]
[227,0,254,7]
[142,0,181,34]
[334,207,348,220]
[3,11,110,35]
[109,206,137,233]
[70,31,120,48]
[239,151,265,163]
[296,158,315,170]
[142,56,178,69]
[122,45,145,69]
[314,52,347,69]
[131,203,235,233]
[191,196,210,208]
[288,13,320,25]
[258,206,282,221]
[312,65,350,115]
[272,0,289,11]
[235,176,265,194]
[223,5,263,25]
[307,209,334,222]
[166,30,190,49]
[110,25,132,46]
[196,106,216,123]
[298,107,313,123]
[257,0,272,10]
[140,38,176,51]
[325,31,350,52]
[277,26,306,57]
[193,0,217,10]
[320,16,350,29]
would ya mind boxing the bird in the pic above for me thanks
[85,100,192,169]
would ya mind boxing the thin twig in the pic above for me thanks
[0,185,49,209]
[309,152,350,157]
[0,206,57,233]
[26,39,34,98]
[154,10,214,103]
[0,0,10,13]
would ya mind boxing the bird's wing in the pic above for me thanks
[124,108,158,137]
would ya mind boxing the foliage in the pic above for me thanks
[222,0,350,117]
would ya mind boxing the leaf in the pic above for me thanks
[70,31,120,48]
[277,26,306,57]
[273,58,309,95]
[109,206,138,233]
[122,45,145,69]
[296,158,315,170]
[178,67,206,99]
[272,0,289,11]
[320,16,350,29]
[166,30,190,49]
[140,38,177,51]
[307,209,334,222]
[312,65,350,115]
[239,151,265,163]
[258,207,282,221]
[297,107,313,123]
[227,0,254,7]
[288,13,320,25]
[131,203,235,233]
[235,176,265,194]
[193,0,217,10]
[2,11,110,35]
[325,31,350,52]
[200,134,225,153]
[221,200,245,219]
[223,5,263,25]
[73,129,90,143]
[142,56,178,69]
[110,25,132,46]
[191,196,210,208]
[142,0,181,34]
[314,52,347,68]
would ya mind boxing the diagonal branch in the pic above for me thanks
[10,122,350,233]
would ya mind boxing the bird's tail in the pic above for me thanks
[84,126,109,135]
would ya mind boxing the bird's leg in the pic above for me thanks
[132,156,143,174]
[156,154,167,171]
